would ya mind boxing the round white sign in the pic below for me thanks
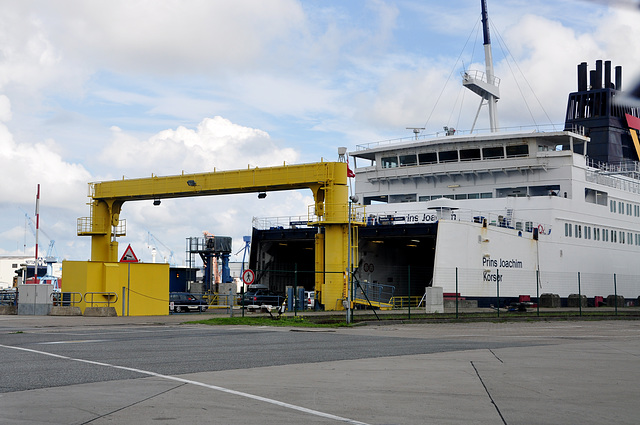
[242,269,255,285]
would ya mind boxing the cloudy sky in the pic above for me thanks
[1,0,639,268]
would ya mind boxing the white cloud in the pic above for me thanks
[0,95,11,122]
[38,0,307,75]
[0,122,91,210]
[99,116,298,176]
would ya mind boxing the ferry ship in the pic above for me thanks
[250,3,640,308]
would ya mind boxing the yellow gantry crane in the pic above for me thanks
[74,161,362,312]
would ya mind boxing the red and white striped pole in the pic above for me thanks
[34,184,40,283]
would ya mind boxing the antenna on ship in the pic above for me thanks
[406,127,425,140]
[462,0,500,133]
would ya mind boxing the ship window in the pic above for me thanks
[399,154,417,167]
[530,185,560,197]
[565,223,570,237]
[480,192,492,199]
[482,146,504,159]
[525,221,533,232]
[627,204,632,215]
[621,231,625,244]
[454,194,468,200]
[418,152,437,164]
[439,150,458,163]
[585,188,608,206]
[460,148,481,161]
[610,200,615,213]
[516,222,523,231]
[595,228,600,241]
[381,156,398,168]
[468,193,479,199]
[363,195,388,205]
[604,229,608,242]
[619,202,624,214]
[506,144,529,157]
[389,194,417,203]
[418,196,430,202]
[497,187,527,198]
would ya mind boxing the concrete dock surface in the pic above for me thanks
[0,315,638,424]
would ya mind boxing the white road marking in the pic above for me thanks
[39,340,106,344]
[0,343,371,425]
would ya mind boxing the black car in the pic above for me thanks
[169,292,208,313]
[242,288,286,307]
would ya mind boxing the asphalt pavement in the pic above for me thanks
[0,314,639,424]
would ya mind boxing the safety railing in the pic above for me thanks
[51,292,83,306]
[390,295,422,309]
[85,292,118,307]
[354,281,395,308]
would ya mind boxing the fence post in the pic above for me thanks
[455,267,459,319]
[408,265,411,320]
[122,286,126,315]
[229,288,234,318]
[536,270,540,317]
[578,272,582,317]
[614,273,618,316]
[496,268,500,318]
[127,263,131,317]
[294,263,298,317]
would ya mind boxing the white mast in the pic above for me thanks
[462,0,500,132]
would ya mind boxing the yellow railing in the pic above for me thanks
[390,296,423,309]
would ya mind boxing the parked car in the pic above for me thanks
[0,290,16,306]
[242,288,285,307]
[169,292,208,313]
[305,291,315,309]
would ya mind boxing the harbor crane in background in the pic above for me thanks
[146,230,177,265]
[20,208,59,261]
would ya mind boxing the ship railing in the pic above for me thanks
[354,123,565,151]
[586,171,640,194]
[461,69,501,87]
[587,158,640,175]
[586,158,640,192]
[252,215,315,230]
[363,208,551,236]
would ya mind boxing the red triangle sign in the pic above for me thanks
[120,244,139,263]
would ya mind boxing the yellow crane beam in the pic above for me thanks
[77,161,355,310]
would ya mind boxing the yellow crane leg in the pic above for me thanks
[320,223,349,310]
[87,200,122,263]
